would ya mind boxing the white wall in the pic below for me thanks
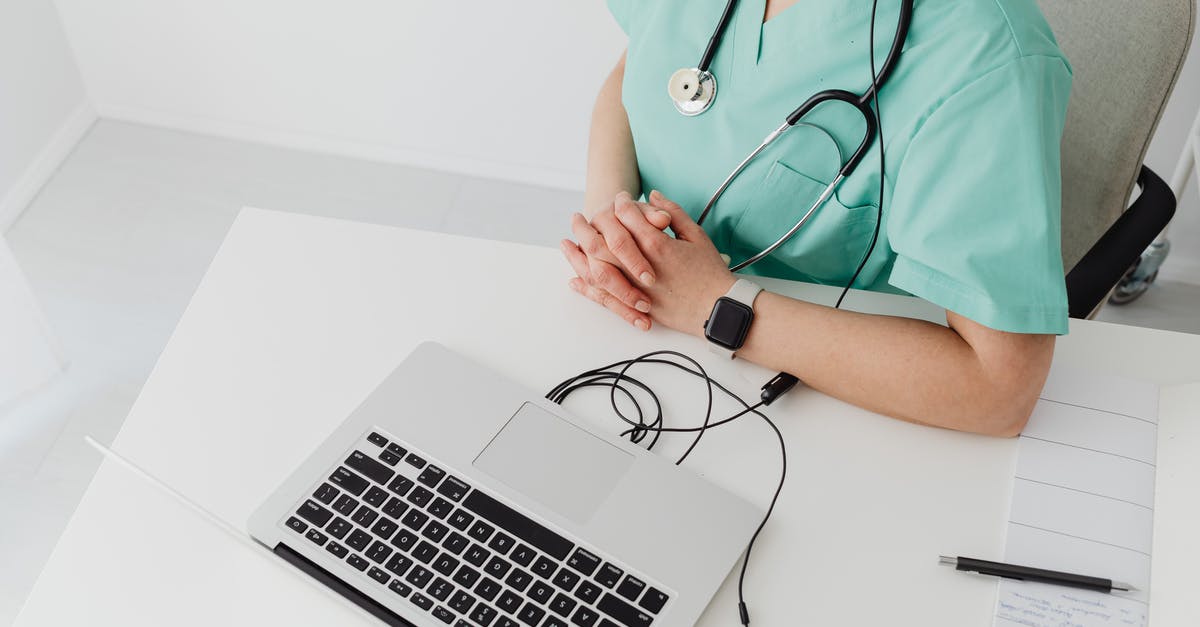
[52,0,627,191]
[0,0,93,230]
[1144,29,1200,286]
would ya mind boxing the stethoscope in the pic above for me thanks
[668,0,914,272]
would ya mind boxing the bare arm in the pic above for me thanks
[584,52,641,218]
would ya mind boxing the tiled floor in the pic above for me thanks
[1,120,1197,624]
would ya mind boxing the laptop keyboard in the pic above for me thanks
[283,429,671,627]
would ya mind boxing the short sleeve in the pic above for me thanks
[606,0,637,36]
[887,55,1072,335]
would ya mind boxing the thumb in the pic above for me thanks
[647,190,705,240]
[616,191,671,231]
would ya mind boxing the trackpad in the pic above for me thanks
[474,403,633,524]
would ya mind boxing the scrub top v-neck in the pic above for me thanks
[607,0,1074,335]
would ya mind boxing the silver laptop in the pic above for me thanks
[248,342,762,627]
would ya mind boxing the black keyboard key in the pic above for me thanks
[431,606,454,624]
[402,509,430,531]
[364,486,389,508]
[468,520,495,543]
[313,483,339,504]
[326,542,348,559]
[528,580,554,604]
[285,516,308,534]
[391,529,419,552]
[389,579,412,597]
[333,494,358,515]
[306,528,328,546]
[347,529,372,551]
[615,576,644,602]
[373,517,399,540]
[406,565,434,589]
[488,532,516,555]
[451,562,480,586]
[419,465,447,488]
[386,553,414,577]
[483,556,511,579]
[549,593,577,617]
[405,452,426,469]
[571,607,599,627]
[496,589,523,614]
[368,432,389,447]
[449,589,476,614]
[443,531,470,555]
[387,442,407,456]
[330,467,370,496]
[598,621,619,627]
[366,540,393,564]
[297,500,334,527]
[347,554,370,572]
[453,565,481,588]
[595,564,623,588]
[475,577,502,602]
[438,476,471,502]
[429,577,454,601]
[574,581,602,605]
[379,449,402,466]
[553,569,581,592]
[408,486,435,508]
[389,475,415,497]
[545,618,568,627]
[368,566,390,585]
[464,544,491,567]
[505,568,533,592]
[410,591,434,611]
[428,497,455,520]
[511,544,537,567]
[531,556,557,579]
[346,450,395,486]
[327,517,352,539]
[597,593,652,627]
[497,618,520,627]
[517,602,546,626]
[470,603,500,626]
[638,588,667,614]
[433,554,460,576]
[382,497,409,519]
[448,509,475,531]
[413,540,439,564]
[352,505,379,528]
[463,491,573,561]
[567,548,601,577]
[423,520,450,543]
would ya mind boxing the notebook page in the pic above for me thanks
[993,367,1158,627]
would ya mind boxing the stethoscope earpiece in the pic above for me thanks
[668,68,717,116]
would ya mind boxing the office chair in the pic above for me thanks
[1036,0,1196,319]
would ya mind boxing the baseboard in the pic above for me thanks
[97,102,585,193]
[0,102,98,232]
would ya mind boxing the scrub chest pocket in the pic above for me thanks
[727,159,879,285]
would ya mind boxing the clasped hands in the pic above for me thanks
[560,190,737,336]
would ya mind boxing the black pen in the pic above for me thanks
[939,555,1136,594]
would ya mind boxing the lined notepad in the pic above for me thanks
[993,367,1159,627]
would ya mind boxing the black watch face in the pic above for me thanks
[705,298,754,350]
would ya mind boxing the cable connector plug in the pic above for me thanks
[739,600,751,625]
[760,372,800,406]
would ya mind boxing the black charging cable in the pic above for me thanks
[547,350,794,625]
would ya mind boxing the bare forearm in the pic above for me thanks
[585,52,640,218]
[738,292,1054,436]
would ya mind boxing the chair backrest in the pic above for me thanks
[1037,0,1195,271]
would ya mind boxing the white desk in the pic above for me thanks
[16,208,1200,626]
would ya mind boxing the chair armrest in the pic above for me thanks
[1066,165,1177,319]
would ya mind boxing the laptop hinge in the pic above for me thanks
[273,542,416,626]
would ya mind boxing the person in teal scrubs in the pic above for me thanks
[560,0,1073,436]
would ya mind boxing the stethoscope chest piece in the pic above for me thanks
[668,67,717,116]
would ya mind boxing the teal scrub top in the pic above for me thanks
[607,0,1073,335]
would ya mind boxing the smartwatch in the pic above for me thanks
[703,279,764,359]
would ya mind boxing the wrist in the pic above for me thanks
[694,274,739,337]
